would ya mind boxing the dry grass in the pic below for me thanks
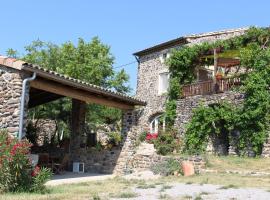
[2,156,270,199]
[205,155,270,173]
[0,178,138,200]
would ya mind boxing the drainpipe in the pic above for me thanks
[18,72,37,140]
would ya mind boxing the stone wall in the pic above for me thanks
[175,92,244,135]
[132,143,205,174]
[262,134,270,158]
[0,65,26,137]
[70,109,141,175]
[175,92,244,155]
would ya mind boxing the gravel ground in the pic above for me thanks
[112,182,270,200]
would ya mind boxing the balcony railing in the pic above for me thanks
[182,77,241,97]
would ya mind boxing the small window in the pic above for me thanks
[158,72,169,95]
[159,53,170,64]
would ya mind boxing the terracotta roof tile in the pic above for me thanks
[0,55,145,106]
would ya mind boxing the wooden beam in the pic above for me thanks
[28,93,64,108]
[30,79,134,110]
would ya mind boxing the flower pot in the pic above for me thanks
[182,161,195,176]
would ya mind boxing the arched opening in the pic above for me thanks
[149,113,165,134]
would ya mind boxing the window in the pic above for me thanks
[149,114,166,134]
[159,52,170,63]
[158,72,169,95]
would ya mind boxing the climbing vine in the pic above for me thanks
[166,27,270,155]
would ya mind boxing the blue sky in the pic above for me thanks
[0,0,269,94]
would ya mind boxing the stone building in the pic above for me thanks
[134,27,247,134]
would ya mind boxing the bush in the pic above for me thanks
[108,132,122,146]
[151,158,182,176]
[0,130,52,193]
[138,131,147,142]
[154,129,180,155]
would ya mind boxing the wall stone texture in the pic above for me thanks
[132,143,205,174]
[0,65,27,137]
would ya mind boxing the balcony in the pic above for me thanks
[182,77,241,97]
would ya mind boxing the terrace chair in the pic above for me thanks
[52,154,69,174]
[38,153,52,169]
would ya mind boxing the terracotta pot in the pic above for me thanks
[215,74,223,80]
[182,161,195,176]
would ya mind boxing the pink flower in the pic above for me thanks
[31,165,40,177]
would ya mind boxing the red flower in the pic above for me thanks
[146,133,158,141]
[31,165,40,177]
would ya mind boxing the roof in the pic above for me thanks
[133,27,249,57]
[0,56,146,109]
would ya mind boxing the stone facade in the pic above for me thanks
[0,65,26,137]
[135,28,247,133]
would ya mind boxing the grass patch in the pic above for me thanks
[185,181,193,185]
[200,191,210,195]
[181,195,193,200]
[219,184,238,190]
[111,191,138,198]
[159,193,172,199]
[159,184,173,192]
[194,195,203,200]
[137,184,156,189]
[206,155,270,173]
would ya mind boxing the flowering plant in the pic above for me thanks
[0,130,51,193]
[146,133,158,142]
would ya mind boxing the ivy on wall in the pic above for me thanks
[166,27,270,155]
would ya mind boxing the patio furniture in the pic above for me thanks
[38,153,51,168]
[52,154,69,174]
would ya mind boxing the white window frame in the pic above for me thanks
[149,114,166,134]
[158,71,170,95]
[159,52,170,64]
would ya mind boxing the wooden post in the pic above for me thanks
[213,48,218,93]
[70,99,87,153]
[213,48,218,84]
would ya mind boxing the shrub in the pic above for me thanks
[138,131,147,142]
[151,158,182,176]
[0,130,52,193]
[108,132,122,146]
[154,129,179,155]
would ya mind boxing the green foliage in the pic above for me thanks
[166,27,270,155]
[31,167,52,193]
[108,132,122,146]
[184,103,236,154]
[0,130,51,193]
[151,158,181,176]
[138,131,147,142]
[154,129,180,155]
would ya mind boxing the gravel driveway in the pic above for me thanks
[113,182,270,200]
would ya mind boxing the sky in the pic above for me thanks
[0,0,269,94]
